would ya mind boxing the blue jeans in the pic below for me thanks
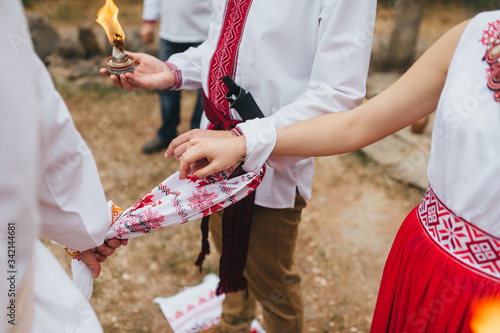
[157,39,204,143]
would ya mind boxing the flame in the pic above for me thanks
[470,297,500,333]
[96,0,125,44]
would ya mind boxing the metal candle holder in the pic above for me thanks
[105,33,136,76]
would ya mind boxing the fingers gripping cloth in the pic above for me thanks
[67,166,266,300]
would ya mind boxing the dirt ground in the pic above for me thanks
[40,2,479,333]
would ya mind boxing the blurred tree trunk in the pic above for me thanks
[381,0,426,72]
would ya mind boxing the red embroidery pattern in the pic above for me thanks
[207,0,253,118]
[219,182,236,204]
[188,187,224,217]
[166,291,221,330]
[101,166,265,240]
[243,166,265,195]
[480,20,500,46]
[187,168,233,186]
[130,193,155,210]
[115,207,165,238]
[418,187,500,280]
[481,20,500,102]
[157,184,188,223]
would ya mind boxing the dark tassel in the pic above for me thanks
[194,215,211,272]
[215,276,249,297]
[196,90,260,297]
[216,186,255,297]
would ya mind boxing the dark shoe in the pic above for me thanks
[142,137,170,154]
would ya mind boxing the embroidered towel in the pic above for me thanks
[70,166,266,300]
[153,273,266,333]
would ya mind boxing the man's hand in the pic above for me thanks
[165,129,234,161]
[78,239,128,278]
[140,22,155,44]
[178,136,247,179]
[100,51,175,91]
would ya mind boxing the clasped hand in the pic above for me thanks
[78,239,128,278]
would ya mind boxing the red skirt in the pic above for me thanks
[371,188,500,333]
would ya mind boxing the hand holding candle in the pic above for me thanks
[96,0,176,91]
[100,51,176,91]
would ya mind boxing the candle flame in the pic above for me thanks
[470,297,500,333]
[96,0,125,45]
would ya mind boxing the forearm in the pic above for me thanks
[272,72,441,156]
[272,20,468,157]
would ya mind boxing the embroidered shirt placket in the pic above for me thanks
[207,0,253,120]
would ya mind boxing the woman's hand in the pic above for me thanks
[100,51,175,91]
[165,129,234,161]
[178,136,247,179]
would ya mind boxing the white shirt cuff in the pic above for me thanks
[236,119,277,172]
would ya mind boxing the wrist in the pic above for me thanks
[230,128,243,137]
[230,129,246,163]
[164,61,181,90]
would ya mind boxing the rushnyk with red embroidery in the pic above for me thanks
[69,165,265,300]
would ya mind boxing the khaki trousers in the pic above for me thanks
[209,192,306,333]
